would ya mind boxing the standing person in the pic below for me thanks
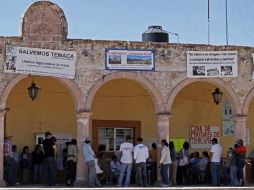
[66,139,78,186]
[160,139,171,187]
[228,147,238,186]
[177,141,189,185]
[118,135,134,187]
[42,131,57,186]
[149,143,157,185]
[235,139,246,186]
[12,145,19,185]
[82,137,101,187]
[31,145,44,184]
[169,141,177,185]
[210,138,222,186]
[4,137,16,186]
[134,137,149,187]
[20,146,31,184]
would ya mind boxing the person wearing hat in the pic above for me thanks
[42,131,57,186]
[118,135,134,187]
[235,139,246,186]
[82,137,101,187]
[210,138,222,186]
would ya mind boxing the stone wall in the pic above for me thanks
[0,36,254,114]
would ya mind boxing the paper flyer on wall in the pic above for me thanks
[187,51,237,78]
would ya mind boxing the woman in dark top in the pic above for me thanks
[21,146,31,184]
[31,145,44,184]
[169,141,177,185]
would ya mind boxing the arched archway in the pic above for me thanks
[165,78,243,155]
[242,87,254,115]
[88,73,163,153]
[0,74,84,112]
[0,75,84,185]
[85,72,164,114]
[166,78,241,114]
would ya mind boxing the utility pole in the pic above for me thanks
[225,0,229,45]
[208,0,210,44]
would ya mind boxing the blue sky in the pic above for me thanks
[1,0,254,46]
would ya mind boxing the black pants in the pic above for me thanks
[67,160,76,184]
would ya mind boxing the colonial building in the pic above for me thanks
[0,1,254,185]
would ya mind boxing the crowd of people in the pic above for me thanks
[3,131,78,187]
[83,136,248,188]
[3,131,248,188]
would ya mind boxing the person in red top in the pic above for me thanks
[235,139,246,186]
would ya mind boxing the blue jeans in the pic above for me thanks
[118,163,132,187]
[160,164,169,185]
[33,164,42,184]
[85,160,100,187]
[210,162,220,186]
[230,165,238,186]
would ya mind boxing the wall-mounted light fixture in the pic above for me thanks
[212,88,223,105]
[27,76,40,101]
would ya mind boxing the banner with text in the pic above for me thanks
[105,49,155,71]
[5,45,76,79]
[190,125,220,149]
[187,51,237,78]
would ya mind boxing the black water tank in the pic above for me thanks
[142,26,169,42]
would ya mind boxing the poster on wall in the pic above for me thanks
[4,45,76,79]
[222,101,235,136]
[170,139,185,152]
[105,48,155,71]
[186,51,237,78]
[190,125,220,149]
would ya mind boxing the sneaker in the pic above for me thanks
[160,183,168,187]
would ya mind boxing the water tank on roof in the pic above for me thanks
[142,26,169,42]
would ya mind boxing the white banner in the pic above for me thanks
[190,125,220,149]
[5,45,76,79]
[187,51,237,78]
[106,49,155,71]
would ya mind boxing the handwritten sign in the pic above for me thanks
[190,125,220,149]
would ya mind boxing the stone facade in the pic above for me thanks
[0,0,254,186]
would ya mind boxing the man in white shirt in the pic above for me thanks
[118,135,134,187]
[134,137,149,187]
[210,138,222,186]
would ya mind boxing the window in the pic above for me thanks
[98,127,133,151]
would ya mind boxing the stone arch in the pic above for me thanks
[0,75,84,112]
[85,72,164,114]
[166,78,241,114]
[242,87,254,115]
[20,1,68,41]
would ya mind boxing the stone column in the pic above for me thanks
[233,115,247,143]
[156,113,171,181]
[0,110,8,187]
[157,113,171,143]
[75,111,91,187]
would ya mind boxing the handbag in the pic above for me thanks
[178,150,188,166]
